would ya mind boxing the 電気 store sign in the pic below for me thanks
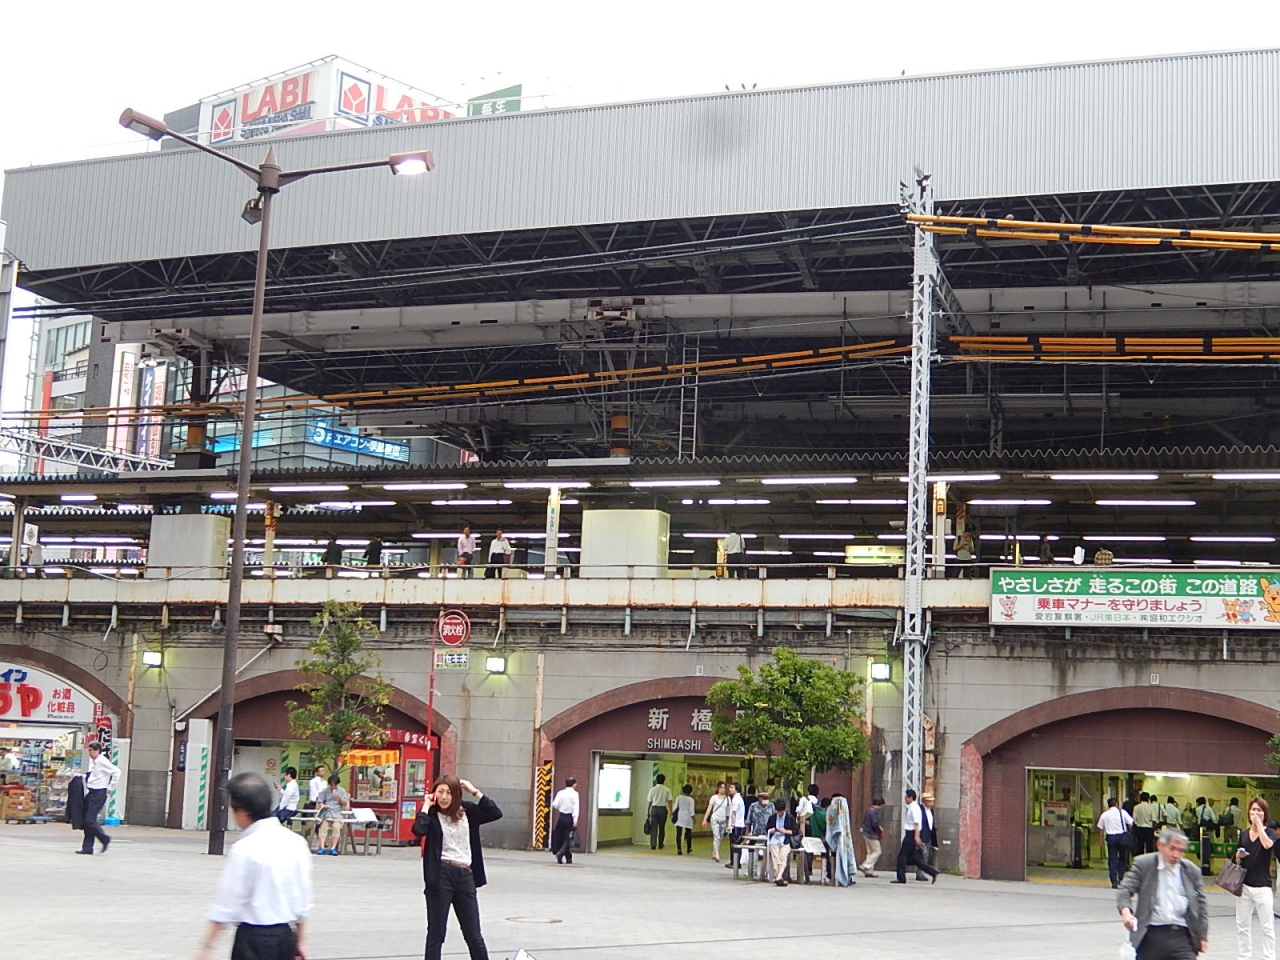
[0,663,97,723]
[199,56,454,145]
[990,567,1280,629]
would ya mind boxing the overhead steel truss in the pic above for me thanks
[0,429,173,473]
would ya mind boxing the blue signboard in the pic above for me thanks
[210,429,276,453]
[308,420,410,462]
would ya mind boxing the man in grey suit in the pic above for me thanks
[1116,827,1208,959]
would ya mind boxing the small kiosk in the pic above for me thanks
[345,728,436,844]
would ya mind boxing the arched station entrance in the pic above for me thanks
[961,687,1280,880]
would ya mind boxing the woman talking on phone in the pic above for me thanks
[412,774,503,960]
[1232,796,1275,960]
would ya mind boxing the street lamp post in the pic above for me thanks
[120,109,433,854]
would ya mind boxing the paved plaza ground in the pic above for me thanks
[1,822,1244,959]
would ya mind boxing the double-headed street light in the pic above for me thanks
[120,108,433,855]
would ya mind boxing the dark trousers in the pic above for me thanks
[675,824,693,853]
[649,806,668,849]
[727,552,747,578]
[276,808,296,825]
[895,833,937,881]
[1136,924,1197,960]
[425,863,488,960]
[81,788,109,853]
[232,923,296,960]
[1134,825,1156,855]
[551,811,574,863]
[729,826,745,866]
[1199,825,1215,875]
[1106,834,1129,886]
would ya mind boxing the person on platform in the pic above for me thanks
[412,774,503,960]
[363,537,384,570]
[860,796,886,878]
[723,528,746,578]
[1232,797,1275,960]
[702,781,730,862]
[321,538,343,568]
[485,529,512,579]
[549,777,579,865]
[195,772,312,960]
[76,740,120,855]
[1098,797,1136,888]
[276,767,299,825]
[672,783,696,855]
[1116,827,1209,960]
[456,526,477,578]
[1133,792,1157,855]
[316,774,349,856]
[892,789,938,884]
[645,773,673,850]
[916,794,940,881]
[825,793,856,887]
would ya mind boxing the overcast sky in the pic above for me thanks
[2,0,1279,416]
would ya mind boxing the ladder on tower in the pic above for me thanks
[676,338,700,460]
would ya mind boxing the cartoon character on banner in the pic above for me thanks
[999,596,1017,621]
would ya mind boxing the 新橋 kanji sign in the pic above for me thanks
[989,568,1280,629]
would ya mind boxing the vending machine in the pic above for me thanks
[345,728,437,844]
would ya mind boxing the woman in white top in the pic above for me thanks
[702,781,730,861]
[672,783,696,855]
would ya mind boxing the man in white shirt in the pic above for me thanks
[550,777,580,865]
[723,528,747,578]
[892,788,938,883]
[1132,792,1157,855]
[456,526,477,578]
[196,772,313,960]
[276,767,300,824]
[485,529,512,579]
[1098,796,1136,888]
[725,782,747,869]
[646,773,673,851]
[77,740,120,855]
[306,764,328,839]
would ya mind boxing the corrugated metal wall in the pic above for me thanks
[4,49,1280,270]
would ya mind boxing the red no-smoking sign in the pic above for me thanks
[436,609,471,647]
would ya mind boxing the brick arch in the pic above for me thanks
[541,676,716,742]
[965,686,1280,757]
[959,686,1280,880]
[0,643,128,722]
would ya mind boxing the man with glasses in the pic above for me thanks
[1116,827,1209,960]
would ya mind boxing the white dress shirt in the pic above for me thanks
[278,780,299,812]
[85,753,121,791]
[308,775,326,804]
[1097,806,1133,835]
[902,799,922,834]
[488,536,512,559]
[551,787,580,822]
[723,532,744,554]
[728,793,746,829]
[208,817,313,926]
[1151,856,1190,927]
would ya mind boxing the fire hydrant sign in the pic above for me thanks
[436,610,471,647]
[0,663,97,723]
[990,567,1280,629]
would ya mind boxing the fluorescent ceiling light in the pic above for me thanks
[430,499,512,506]
[1095,499,1196,507]
[210,491,238,500]
[1082,535,1167,542]
[560,499,579,506]
[877,534,907,540]
[706,499,771,506]
[268,484,349,494]
[968,499,1051,506]
[897,473,1000,483]
[747,549,793,556]
[979,534,1048,541]
[811,551,847,557]
[411,532,458,539]
[816,498,907,506]
[760,477,858,485]
[1212,472,1280,481]
[317,500,397,510]
[1112,557,1173,564]
[1049,473,1159,481]
[778,533,857,540]
[670,548,696,554]
[682,532,757,539]
[505,532,569,539]
[60,494,97,502]
[1193,559,1242,566]
[630,479,720,488]
[503,481,592,489]
[1190,535,1276,543]
[382,482,468,491]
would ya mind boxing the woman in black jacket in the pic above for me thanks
[412,773,503,960]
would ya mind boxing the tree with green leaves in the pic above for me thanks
[705,646,869,793]
[1266,723,1280,774]
[286,601,393,773]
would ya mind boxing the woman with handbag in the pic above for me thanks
[1231,797,1275,960]
[702,781,729,862]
